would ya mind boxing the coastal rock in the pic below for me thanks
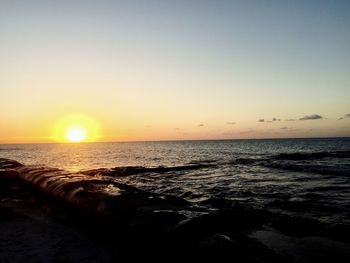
[0,169,19,181]
[198,197,243,210]
[163,209,279,262]
[0,158,23,169]
[195,233,240,261]
[1,157,348,262]
[1,159,190,221]
[270,215,325,238]
[164,208,271,256]
[81,163,217,177]
[325,223,350,243]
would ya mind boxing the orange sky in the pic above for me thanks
[1,1,349,143]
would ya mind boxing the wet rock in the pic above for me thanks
[83,163,217,177]
[0,158,23,169]
[198,197,242,210]
[166,208,271,254]
[270,215,325,238]
[0,169,19,181]
[325,223,350,243]
[164,217,279,263]
[0,206,25,222]
[96,190,189,218]
[195,233,239,261]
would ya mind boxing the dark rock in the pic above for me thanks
[0,169,19,181]
[195,233,240,261]
[166,208,271,252]
[0,206,25,222]
[83,163,217,177]
[325,223,350,242]
[0,158,23,169]
[270,215,325,238]
[198,197,242,210]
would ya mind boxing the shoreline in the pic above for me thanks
[1,158,350,262]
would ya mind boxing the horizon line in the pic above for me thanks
[1,135,349,145]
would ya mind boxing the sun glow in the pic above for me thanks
[52,114,101,143]
[66,126,87,142]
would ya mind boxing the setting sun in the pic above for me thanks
[66,126,87,142]
[52,114,101,143]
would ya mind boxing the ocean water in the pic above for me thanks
[1,138,350,224]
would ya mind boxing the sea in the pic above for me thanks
[1,137,350,225]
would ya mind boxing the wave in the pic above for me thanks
[82,163,217,177]
[263,161,350,176]
[228,151,350,176]
[275,150,350,160]
[230,158,262,165]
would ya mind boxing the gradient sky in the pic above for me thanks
[1,0,350,143]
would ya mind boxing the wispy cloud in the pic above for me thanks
[227,122,236,125]
[285,119,296,121]
[240,128,254,134]
[272,118,281,121]
[198,124,205,127]
[299,114,323,120]
[258,119,264,122]
[280,126,301,132]
[338,114,350,120]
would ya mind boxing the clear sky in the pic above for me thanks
[1,0,349,143]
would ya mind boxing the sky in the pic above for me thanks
[1,0,350,143]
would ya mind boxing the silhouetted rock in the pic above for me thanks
[0,158,23,169]
[0,169,19,181]
[82,163,217,177]
[270,215,325,238]
[325,223,350,242]
[164,208,271,260]
[198,197,243,210]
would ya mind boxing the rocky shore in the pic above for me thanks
[1,158,349,263]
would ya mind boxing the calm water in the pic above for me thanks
[1,138,350,224]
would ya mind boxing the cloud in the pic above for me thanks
[272,118,281,121]
[286,119,296,121]
[198,124,205,127]
[240,128,254,134]
[299,114,323,120]
[339,114,350,120]
[227,122,236,125]
[280,127,300,132]
[258,119,264,122]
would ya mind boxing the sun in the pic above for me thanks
[52,114,101,143]
[66,126,87,143]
